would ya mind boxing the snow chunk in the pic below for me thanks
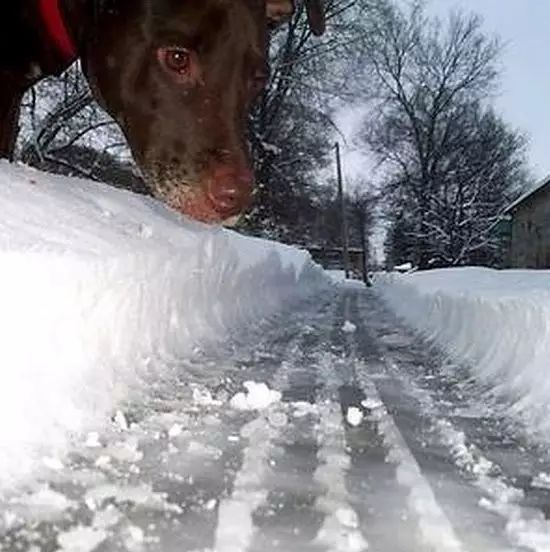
[57,526,107,552]
[336,506,360,528]
[42,456,64,471]
[114,411,129,431]
[532,472,550,490]
[205,498,218,511]
[346,407,363,427]
[292,401,318,418]
[94,456,111,469]
[229,381,282,411]
[342,321,357,334]
[168,424,184,438]
[361,398,383,410]
[85,432,102,448]
[261,141,282,155]
[123,525,145,551]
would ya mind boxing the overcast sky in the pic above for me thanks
[337,0,550,185]
[430,0,550,181]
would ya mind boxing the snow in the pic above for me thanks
[375,267,550,435]
[214,414,279,551]
[361,398,383,410]
[504,173,550,213]
[532,472,550,490]
[0,160,329,494]
[57,526,108,552]
[342,320,357,333]
[359,378,465,552]
[346,407,363,426]
[326,269,347,282]
[392,262,414,273]
[314,401,369,552]
[229,381,283,411]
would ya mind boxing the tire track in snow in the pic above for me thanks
[249,320,328,552]
[249,295,369,552]
[322,291,425,552]
[340,291,467,552]
[0,296,338,552]
[380,349,550,552]
[300,296,369,552]
[214,298,340,552]
[362,289,550,551]
[313,399,369,552]
[152,303,326,552]
[359,377,466,552]
[213,414,280,552]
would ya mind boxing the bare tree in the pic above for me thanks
[243,0,365,239]
[17,64,130,182]
[357,0,530,267]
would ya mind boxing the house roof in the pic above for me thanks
[504,174,550,214]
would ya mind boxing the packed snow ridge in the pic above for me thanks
[376,268,550,434]
[0,161,329,492]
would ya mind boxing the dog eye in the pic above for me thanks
[157,46,195,81]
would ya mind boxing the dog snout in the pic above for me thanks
[206,165,253,219]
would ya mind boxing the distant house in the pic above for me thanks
[504,175,550,268]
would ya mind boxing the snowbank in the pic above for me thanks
[375,267,550,432]
[0,161,328,492]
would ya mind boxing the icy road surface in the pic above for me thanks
[3,284,550,552]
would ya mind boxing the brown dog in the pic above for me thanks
[0,0,325,224]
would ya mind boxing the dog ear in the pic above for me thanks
[266,0,294,26]
[304,0,326,36]
[266,1,326,36]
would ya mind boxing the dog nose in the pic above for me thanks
[206,166,253,219]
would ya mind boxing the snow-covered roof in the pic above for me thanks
[504,174,550,213]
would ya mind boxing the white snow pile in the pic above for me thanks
[376,267,550,432]
[345,407,363,427]
[229,381,282,411]
[0,161,328,492]
[341,320,357,334]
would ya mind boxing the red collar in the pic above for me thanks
[38,0,78,64]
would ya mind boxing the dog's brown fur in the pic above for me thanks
[0,1,325,223]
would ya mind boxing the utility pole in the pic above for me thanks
[335,142,351,279]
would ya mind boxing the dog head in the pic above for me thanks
[80,0,325,223]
